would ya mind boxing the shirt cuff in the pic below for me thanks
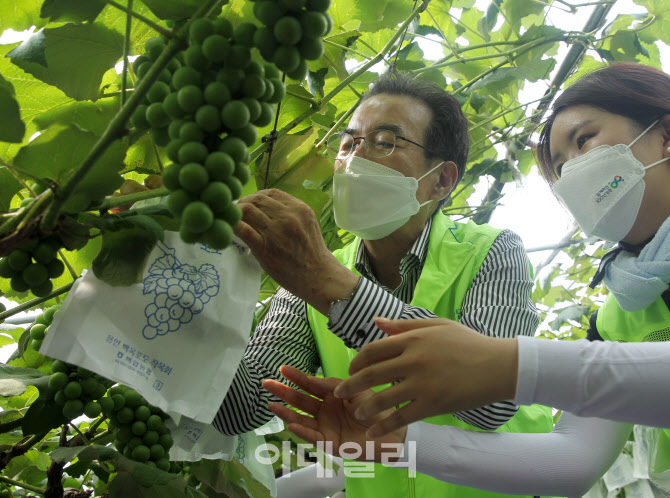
[327,277,404,350]
[514,335,540,406]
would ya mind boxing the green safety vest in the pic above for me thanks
[596,292,670,479]
[306,213,554,498]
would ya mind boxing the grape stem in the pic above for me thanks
[97,0,174,39]
[285,90,319,107]
[68,423,91,446]
[97,187,169,211]
[0,417,24,434]
[89,429,110,445]
[250,3,425,164]
[120,0,133,107]
[0,476,46,495]
[0,283,74,323]
[58,250,79,281]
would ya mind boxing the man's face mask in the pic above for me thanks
[553,120,669,242]
[332,156,444,240]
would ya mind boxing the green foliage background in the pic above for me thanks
[0,0,668,496]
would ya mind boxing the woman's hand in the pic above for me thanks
[331,317,519,437]
[263,365,407,462]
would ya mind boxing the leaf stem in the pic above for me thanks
[68,423,90,446]
[89,429,110,444]
[121,0,133,106]
[98,0,173,39]
[0,283,74,322]
[97,186,169,210]
[0,476,45,495]
[58,250,79,281]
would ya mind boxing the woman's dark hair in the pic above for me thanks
[360,72,470,188]
[537,62,670,182]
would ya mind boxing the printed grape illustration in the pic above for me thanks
[142,242,219,339]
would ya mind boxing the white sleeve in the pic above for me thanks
[396,413,632,497]
[516,336,670,426]
[275,457,345,498]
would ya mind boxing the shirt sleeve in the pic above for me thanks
[329,230,538,431]
[212,288,321,436]
[515,335,670,427]
[393,413,632,497]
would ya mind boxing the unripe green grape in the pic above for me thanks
[253,27,277,61]
[274,16,303,45]
[77,366,93,378]
[177,85,204,113]
[221,100,250,130]
[202,34,228,63]
[84,401,102,418]
[254,1,284,25]
[117,425,133,443]
[246,60,265,78]
[48,371,69,391]
[179,223,200,243]
[31,338,43,350]
[190,18,215,45]
[99,396,114,414]
[213,17,234,37]
[10,276,30,293]
[124,389,144,409]
[167,57,182,73]
[127,436,143,451]
[132,420,147,436]
[168,120,185,141]
[178,142,208,164]
[117,406,134,424]
[300,11,328,39]
[30,323,47,341]
[31,280,53,297]
[144,37,166,61]
[146,414,163,431]
[306,0,331,12]
[286,58,308,81]
[142,429,159,445]
[273,45,301,72]
[131,104,150,129]
[260,78,275,101]
[202,219,234,250]
[52,360,68,373]
[323,13,333,35]
[147,81,170,104]
[54,390,66,405]
[112,393,126,410]
[179,121,205,142]
[266,78,286,104]
[132,55,149,74]
[235,162,251,185]
[226,176,244,201]
[200,182,232,214]
[135,405,151,422]
[157,68,172,84]
[93,382,108,399]
[242,74,266,100]
[163,93,185,119]
[159,433,174,449]
[166,139,184,163]
[184,44,211,72]
[8,250,31,272]
[216,67,244,95]
[136,61,152,80]
[63,399,84,419]
[220,201,243,226]
[264,62,281,79]
[149,443,165,460]
[241,98,262,122]
[205,152,235,182]
[109,385,126,397]
[150,127,170,147]
[172,66,201,90]
[179,163,209,193]
[162,163,182,191]
[231,124,258,147]
[299,37,325,60]
[33,242,57,264]
[64,381,82,399]
[195,105,222,133]
[81,376,98,396]
[219,137,249,163]
[156,458,171,472]
[280,0,307,11]
[0,258,17,279]
[132,444,151,462]
[234,23,257,47]
[167,190,193,216]
[182,201,215,233]
[224,45,251,69]
[204,81,231,108]
[145,103,170,128]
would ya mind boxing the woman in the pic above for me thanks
[264,62,670,497]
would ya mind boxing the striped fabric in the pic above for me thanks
[213,217,540,435]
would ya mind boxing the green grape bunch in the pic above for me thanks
[129,17,287,249]
[48,359,115,420]
[103,385,174,471]
[25,304,61,355]
[0,234,65,297]
[251,0,332,80]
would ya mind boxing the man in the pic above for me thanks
[213,72,552,497]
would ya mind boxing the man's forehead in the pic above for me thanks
[348,94,429,135]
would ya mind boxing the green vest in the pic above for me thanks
[597,293,670,478]
[306,213,554,498]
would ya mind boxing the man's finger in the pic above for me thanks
[353,382,415,421]
[286,423,325,448]
[366,402,427,439]
[335,358,406,398]
[374,317,452,335]
[232,220,264,254]
[263,379,322,416]
[345,339,406,378]
[238,202,272,232]
[268,401,319,432]
[279,365,342,399]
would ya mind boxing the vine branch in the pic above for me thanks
[97,0,173,39]
[0,283,74,323]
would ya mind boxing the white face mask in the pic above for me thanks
[553,120,669,242]
[332,156,444,240]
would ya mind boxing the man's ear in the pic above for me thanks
[431,160,459,201]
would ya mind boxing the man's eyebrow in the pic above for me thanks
[344,123,404,136]
[551,119,595,169]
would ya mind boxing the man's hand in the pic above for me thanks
[234,189,359,315]
[330,317,519,438]
[263,365,407,462]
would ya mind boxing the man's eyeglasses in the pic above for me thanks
[324,129,435,160]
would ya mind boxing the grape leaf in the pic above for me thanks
[0,167,23,215]
[0,0,45,33]
[0,363,49,397]
[33,98,120,136]
[41,0,105,23]
[136,0,202,20]
[22,396,68,436]
[0,82,26,143]
[92,227,158,286]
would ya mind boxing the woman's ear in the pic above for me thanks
[660,114,670,156]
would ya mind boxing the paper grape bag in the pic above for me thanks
[41,234,262,422]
